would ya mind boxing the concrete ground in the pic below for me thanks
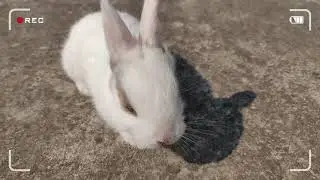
[1,0,320,179]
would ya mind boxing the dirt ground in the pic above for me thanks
[1,0,320,179]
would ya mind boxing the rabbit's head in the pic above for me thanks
[101,0,186,149]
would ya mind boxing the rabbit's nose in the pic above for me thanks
[157,141,170,148]
[157,135,173,148]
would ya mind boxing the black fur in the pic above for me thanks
[170,53,256,164]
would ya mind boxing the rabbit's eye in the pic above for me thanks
[117,84,137,116]
[125,103,137,116]
[160,44,165,53]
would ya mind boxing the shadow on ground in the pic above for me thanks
[171,53,256,164]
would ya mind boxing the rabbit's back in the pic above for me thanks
[61,11,140,87]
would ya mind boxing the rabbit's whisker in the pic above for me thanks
[186,128,219,136]
[181,135,197,144]
[184,133,202,140]
[186,122,229,128]
[179,139,191,156]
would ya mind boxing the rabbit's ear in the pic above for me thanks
[100,0,137,63]
[139,0,161,47]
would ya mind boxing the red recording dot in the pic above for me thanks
[16,17,24,24]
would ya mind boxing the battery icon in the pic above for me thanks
[289,16,304,24]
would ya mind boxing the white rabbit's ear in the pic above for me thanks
[100,0,137,63]
[139,0,161,47]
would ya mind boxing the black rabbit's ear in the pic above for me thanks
[230,91,256,108]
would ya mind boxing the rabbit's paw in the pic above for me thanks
[75,82,89,96]
[119,132,137,147]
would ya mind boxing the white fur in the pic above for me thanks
[60,1,185,149]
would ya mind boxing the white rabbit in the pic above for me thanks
[60,0,186,149]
